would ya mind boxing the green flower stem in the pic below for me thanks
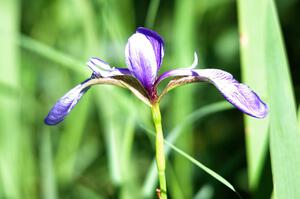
[151,103,167,199]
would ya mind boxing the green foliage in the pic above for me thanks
[239,0,300,198]
[238,0,270,191]
[265,1,300,198]
[1,0,299,198]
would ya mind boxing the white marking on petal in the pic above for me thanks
[187,52,198,69]
[125,32,158,88]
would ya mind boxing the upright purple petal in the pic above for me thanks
[44,78,91,125]
[136,27,164,68]
[125,27,164,91]
[157,68,268,118]
[87,57,131,77]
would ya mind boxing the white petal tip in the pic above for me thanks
[188,52,198,69]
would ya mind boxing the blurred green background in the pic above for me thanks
[0,0,299,198]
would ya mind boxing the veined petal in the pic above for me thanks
[45,73,153,125]
[44,78,91,125]
[87,57,131,77]
[195,69,268,118]
[155,52,198,85]
[157,68,268,118]
[125,27,164,91]
[136,27,164,68]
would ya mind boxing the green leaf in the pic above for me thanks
[239,0,300,198]
[40,128,58,199]
[237,0,269,190]
[266,1,300,196]
[169,0,197,198]
[145,0,161,28]
[298,106,300,129]
[0,1,22,198]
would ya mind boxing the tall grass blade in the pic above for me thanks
[237,0,269,190]
[55,97,91,185]
[298,106,300,129]
[145,0,161,28]
[163,139,238,195]
[170,0,196,198]
[265,1,300,198]
[142,101,233,197]
[55,0,97,186]
[19,35,87,75]
[100,0,136,189]
[238,0,300,198]
[141,124,239,195]
[0,0,22,198]
[40,128,58,199]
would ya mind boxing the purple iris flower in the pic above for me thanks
[45,27,267,125]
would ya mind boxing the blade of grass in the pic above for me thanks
[170,0,196,198]
[141,123,239,195]
[19,35,88,76]
[40,128,58,199]
[163,140,238,194]
[142,101,233,197]
[265,1,300,198]
[145,0,161,28]
[238,0,300,197]
[193,184,214,199]
[22,48,41,199]
[95,90,122,185]
[237,0,270,191]
[83,0,124,188]
[94,3,138,196]
[165,161,185,199]
[54,0,96,186]
[120,116,142,199]
[0,0,22,198]
[298,106,300,129]
[54,95,91,185]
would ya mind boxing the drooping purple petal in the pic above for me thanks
[44,78,91,125]
[125,27,164,91]
[87,57,131,77]
[157,68,268,118]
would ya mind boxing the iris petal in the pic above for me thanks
[157,68,268,118]
[87,57,131,77]
[44,78,91,125]
[125,27,164,91]
[136,27,164,68]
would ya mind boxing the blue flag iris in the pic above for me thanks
[45,27,267,125]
